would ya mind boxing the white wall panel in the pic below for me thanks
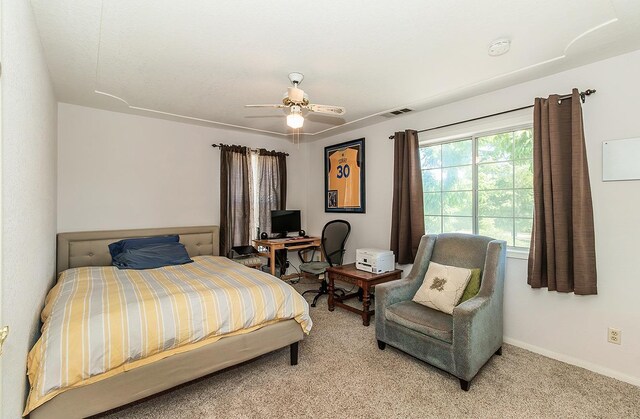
[1,3,58,417]
[305,50,640,386]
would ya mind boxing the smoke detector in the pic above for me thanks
[488,39,511,57]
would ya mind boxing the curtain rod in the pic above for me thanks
[388,89,596,139]
[211,143,289,156]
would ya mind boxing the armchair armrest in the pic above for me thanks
[375,278,420,308]
[451,239,506,380]
[375,277,422,343]
[375,234,437,342]
[451,294,499,381]
[452,295,490,329]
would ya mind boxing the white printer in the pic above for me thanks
[356,248,395,274]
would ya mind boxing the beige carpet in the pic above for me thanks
[104,282,640,418]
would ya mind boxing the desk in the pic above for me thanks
[326,263,402,326]
[253,236,322,280]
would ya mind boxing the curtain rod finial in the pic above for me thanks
[580,89,596,103]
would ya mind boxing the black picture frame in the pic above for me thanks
[324,138,366,213]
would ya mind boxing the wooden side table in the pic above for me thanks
[326,263,402,326]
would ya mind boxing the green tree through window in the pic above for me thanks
[420,127,533,248]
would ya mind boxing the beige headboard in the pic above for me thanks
[57,226,220,274]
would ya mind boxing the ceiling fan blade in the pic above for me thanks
[306,104,346,116]
[245,104,286,108]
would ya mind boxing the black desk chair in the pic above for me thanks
[299,220,351,307]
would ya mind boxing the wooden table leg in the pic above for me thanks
[327,273,335,311]
[269,246,276,277]
[362,284,371,326]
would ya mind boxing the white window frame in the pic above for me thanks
[419,118,533,259]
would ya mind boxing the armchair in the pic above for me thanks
[375,233,506,390]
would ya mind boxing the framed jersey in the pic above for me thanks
[324,138,365,213]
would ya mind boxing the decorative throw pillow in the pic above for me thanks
[412,262,472,314]
[459,268,482,304]
[108,235,180,259]
[112,242,193,270]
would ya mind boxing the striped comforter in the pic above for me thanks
[24,256,312,415]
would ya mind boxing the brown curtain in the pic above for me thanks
[528,89,597,295]
[219,145,251,257]
[390,129,425,264]
[257,149,287,235]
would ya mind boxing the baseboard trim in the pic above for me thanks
[503,337,640,387]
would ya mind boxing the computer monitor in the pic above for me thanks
[271,210,301,237]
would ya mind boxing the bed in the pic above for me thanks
[26,226,311,419]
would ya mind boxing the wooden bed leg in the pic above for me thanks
[290,341,299,366]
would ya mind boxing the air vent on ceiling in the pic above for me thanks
[382,108,414,118]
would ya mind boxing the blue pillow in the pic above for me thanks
[108,235,180,259]
[112,242,193,270]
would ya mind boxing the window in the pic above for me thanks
[249,151,287,240]
[420,126,533,248]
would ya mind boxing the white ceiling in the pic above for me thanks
[31,0,640,140]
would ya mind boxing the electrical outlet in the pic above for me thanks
[608,328,621,345]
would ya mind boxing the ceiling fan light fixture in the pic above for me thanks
[286,112,304,129]
[246,73,344,131]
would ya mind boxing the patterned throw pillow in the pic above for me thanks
[459,268,482,304]
[412,262,472,314]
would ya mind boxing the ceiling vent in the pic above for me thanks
[382,108,414,118]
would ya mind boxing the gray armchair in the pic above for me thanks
[375,233,506,390]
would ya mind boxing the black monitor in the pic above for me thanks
[271,210,301,237]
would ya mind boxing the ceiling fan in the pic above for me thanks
[245,72,346,129]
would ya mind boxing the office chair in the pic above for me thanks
[299,220,351,307]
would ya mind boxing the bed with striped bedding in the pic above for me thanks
[24,256,312,415]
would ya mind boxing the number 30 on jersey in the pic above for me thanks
[336,164,350,179]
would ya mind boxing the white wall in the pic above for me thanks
[1,2,58,418]
[58,103,308,233]
[306,50,640,386]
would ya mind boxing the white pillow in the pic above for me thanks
[412,262,472,314]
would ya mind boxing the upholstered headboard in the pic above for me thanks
[56,226,220,274]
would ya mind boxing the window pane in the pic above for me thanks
[443,216,473,234]
[442,165,472,191]
[425,216,442,234]
[420,126,533,250]
[515,189,534,218]
[515,218,533,247]
[420,145,441,169]
[478,217,514,246]
[422,169,441,192]
[478,190,513,217]
[442,191,473,216]
[478,132,513,162]
[423,192,441,216]
[514,129,533,160]
[442,140,472,167]
[514,159,533,189]
[478,162,513,190]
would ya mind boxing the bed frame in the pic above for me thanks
[30,226,303,419]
